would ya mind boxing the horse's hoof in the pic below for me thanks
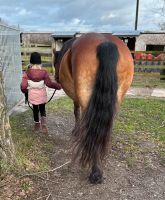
[88,171,103,184]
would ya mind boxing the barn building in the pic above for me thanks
[135,31,165,51]
[51,31,165,52]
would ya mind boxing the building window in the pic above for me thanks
[146,45,165,51]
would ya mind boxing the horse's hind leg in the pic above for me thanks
[89,157,103,184]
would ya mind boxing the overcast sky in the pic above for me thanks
[0,0,164,32]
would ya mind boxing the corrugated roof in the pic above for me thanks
[21,32,52,34]
[52,31,141,38]
[141,31,165,34]
[112,31,140,36]
[51,31,79,38]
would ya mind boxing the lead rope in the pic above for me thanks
[47,89,56,103]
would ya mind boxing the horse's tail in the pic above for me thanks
[73,41,119,167]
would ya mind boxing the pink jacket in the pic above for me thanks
[21,68,61,105]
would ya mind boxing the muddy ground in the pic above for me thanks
[1,110,165,200]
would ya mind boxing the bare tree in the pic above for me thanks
[159,0,165,30]
[0,71,16,172]
[153,0,165,30]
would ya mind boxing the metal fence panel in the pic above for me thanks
[0,24,23,110]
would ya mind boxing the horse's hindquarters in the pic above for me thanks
[60,49,75,100]
[71,33,105,110]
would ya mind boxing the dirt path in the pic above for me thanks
[25,111,165,200]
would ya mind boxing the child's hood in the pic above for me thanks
[26,69,47,82]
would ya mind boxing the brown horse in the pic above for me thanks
[53,32,134,184]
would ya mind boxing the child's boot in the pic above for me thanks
[41,116,48,134]
[33,122,41,132]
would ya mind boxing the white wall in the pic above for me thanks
[135,33,165,51]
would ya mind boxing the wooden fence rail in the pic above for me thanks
[21,43,53,71]
[21,44,165,80]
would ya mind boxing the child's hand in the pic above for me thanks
[56,83,62,90]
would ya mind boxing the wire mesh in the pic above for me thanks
[0,24,23,110]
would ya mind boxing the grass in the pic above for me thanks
[116,98,165,137]
[8,96,165,174]
[10,111,54,173]
[47,96,73,112]
[9,97,73,174]
[113,97,165,167]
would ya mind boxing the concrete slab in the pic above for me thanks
[151,88,165,98]
[127,87,153,96]
[47,88,66,100]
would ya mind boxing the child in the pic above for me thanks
[21,52,62,134]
